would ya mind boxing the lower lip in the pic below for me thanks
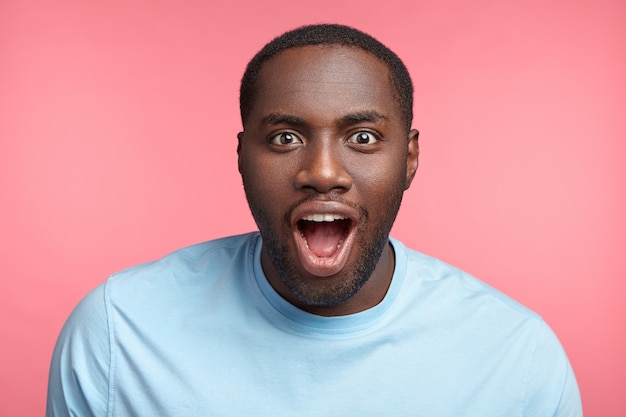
[292,225,355,277]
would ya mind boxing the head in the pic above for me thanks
[240,24,414,133]
[237,24,419,316]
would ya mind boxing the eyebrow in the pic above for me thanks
[337,111,388,127]
[261,113,306,126]
[261,111,387,127]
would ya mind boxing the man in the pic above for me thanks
[47,24,582,416]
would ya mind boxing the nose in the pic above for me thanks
[295,140,352,194]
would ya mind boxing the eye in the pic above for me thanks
[348,131,378,145]
[270,132,303,145]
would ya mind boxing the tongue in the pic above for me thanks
[301,221,345,258]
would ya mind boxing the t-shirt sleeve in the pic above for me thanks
[46,283,111,417]
[523,319,583,417]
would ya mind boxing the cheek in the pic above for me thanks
[242,154,295,198]
[350,154,407,195]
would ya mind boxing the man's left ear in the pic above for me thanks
[405,129,419,189]
[237,131,244,173]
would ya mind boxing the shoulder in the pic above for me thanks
[391,238,547,363]
[107,232,259,289]
[47,284,110,416]
[96,232,261,324]
[53,231,260,366]
[391,238,582,415]
[47,232,261,416]
[113,232,258,276]
[392,238,539,321]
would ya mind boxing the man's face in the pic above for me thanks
[238,45,419,315]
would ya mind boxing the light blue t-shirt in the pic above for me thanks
[47,233,582,416]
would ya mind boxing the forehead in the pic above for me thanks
[250,45,398,124]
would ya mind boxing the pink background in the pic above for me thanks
[1,0,624,415]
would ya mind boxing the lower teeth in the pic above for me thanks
[300,232,309,249]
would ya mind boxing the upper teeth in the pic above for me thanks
[302,214,346,222]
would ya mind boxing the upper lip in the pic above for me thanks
[290,200,359,227]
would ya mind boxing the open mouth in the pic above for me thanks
[297,215,352,258]
[290,201,359,277]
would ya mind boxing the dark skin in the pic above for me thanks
[238,45,419,316]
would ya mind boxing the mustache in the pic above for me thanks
[283,193,368,224]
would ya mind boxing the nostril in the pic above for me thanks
[295,151,352,193]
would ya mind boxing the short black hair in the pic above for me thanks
[239,24,414,132]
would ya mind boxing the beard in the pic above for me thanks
[244,188,405,308]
